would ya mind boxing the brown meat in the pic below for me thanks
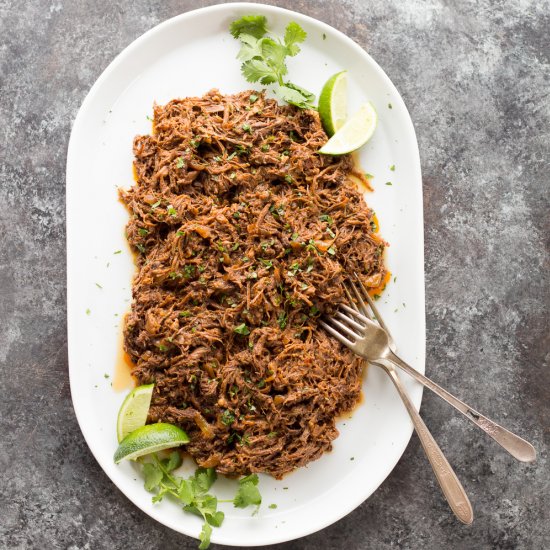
[120,89,388,479]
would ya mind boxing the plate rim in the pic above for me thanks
[66,2,425,546]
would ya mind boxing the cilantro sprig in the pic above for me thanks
[230,15,315,109]
[140,452,262,549]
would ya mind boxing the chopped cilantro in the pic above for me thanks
[183,265,195,278]
[221,409,236,426]
[234,323,250,335]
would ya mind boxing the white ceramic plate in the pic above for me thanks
[67,2,425,546]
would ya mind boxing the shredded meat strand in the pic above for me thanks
[120,89,388,479]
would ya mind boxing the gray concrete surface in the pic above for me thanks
[1,0,548,548]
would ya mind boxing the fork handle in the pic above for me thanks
[379,364,473,524]
[385,351,536,463]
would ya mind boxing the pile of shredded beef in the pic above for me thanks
[120,89,387,478]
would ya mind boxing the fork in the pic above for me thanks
[322,275,536,464]
[322,287,474,524]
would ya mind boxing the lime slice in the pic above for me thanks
[114,423,189,463]
[116,383,155,443]
[318,70,348,137]
[319,102,377,155]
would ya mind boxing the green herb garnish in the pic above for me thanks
[140,453,259,549]
[234,323,250,335]
[230,16,315,109]
[221,409,236,426]
[232,474,262,509]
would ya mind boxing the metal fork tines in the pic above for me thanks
[323,274,536,464]
[321,283,474,524]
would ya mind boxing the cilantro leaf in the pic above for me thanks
[241,58,279,85]
[279,82,316,109]
[178,479,194,505]
[260,38,288,76]
[234,474,262,508]
[284,22,307,56]
[231,16,314,109]
[143,462,163,492]
[230,15,268,39]
[206,510,225,527]
[236,33,263,62]
[283,81,315,103]
[234,323,250,335]
[165,450,182,472]
[240,473,260,486]
[198,521,212,550]
[193,467,217,494]
[197,494,218,516]
[135,453,263,549]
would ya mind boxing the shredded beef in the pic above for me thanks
[120,89,388,478]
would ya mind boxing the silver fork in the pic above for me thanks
[322,286,474,524]
[333,275,536,464]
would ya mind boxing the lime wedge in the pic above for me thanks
[114,423,189,463]
[318,70,348,137]
[319,102,377,155]
[116,383,154,443]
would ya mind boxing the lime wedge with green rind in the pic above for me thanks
[318,70,348,137]
[116,383,155,443]
[114,423,189,463]
[319,102,377,156]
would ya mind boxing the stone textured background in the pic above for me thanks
[1,0,548,548]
